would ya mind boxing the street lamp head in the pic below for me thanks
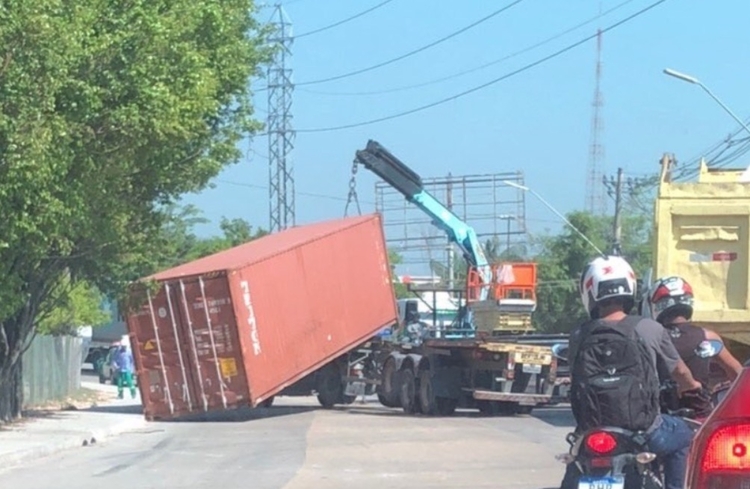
[500,180,529,191]
[663,68,700,85]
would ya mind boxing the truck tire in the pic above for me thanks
[400,367,420,414]
[418,369,437,415]
[316,364,344,409]
[378,357,401,408]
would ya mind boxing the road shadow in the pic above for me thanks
[159,405,319,423]
[82,402,319,423]
[532,405,575,428]
[85,404,144,415]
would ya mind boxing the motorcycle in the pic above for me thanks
[551,339,724,489]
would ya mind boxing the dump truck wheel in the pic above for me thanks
[400,367,419,414]
[260,396,275,408]
[418,368,437,415]
[378,357,400,408]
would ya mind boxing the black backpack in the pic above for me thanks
[570,315,661,433]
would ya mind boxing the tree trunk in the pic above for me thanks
[0,358,23,423]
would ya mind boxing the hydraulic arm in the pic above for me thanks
[354,140,493,301]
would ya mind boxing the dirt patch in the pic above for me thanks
[24,388,115,414]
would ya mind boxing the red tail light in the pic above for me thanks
[702,424,750,471]
[586,431,618,454]
[687,367,750,489]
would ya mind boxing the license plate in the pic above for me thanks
[522,364,542,375]
[578,476,625,489]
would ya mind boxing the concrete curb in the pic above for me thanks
[0,416,146,469]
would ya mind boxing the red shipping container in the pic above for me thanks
[124,214,397,421]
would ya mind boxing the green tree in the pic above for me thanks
[154,204,268,268]
[37,279,110,336]
[0,1,269,422]
[532,210,653,333]
[388,250,411,299]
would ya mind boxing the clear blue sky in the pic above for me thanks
[184,0,750,260]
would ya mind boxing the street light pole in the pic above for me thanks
[663,68,750,138]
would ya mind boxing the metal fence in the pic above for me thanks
[22,334,83,407]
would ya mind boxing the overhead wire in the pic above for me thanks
[292,0,671,134]
[294,0,396,39]
[216,179,376,204]
[299,0,639,97]
[294,0,527,87]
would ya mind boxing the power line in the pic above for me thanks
[295,0,527,87]
[300,0,637,97]
[294,0,671,133]
[216,179,376,205]
[294,0,396,39]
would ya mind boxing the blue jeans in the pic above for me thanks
[646,414,695,489]
[559,415,694,489]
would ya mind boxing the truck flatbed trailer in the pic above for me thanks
[373,333,561,416]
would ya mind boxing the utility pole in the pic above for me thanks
[603,168,624,255]
[498,215,515,253]
[446,173,454,289]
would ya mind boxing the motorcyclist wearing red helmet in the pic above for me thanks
[643,276,743,386]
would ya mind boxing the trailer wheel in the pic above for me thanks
[378,357,401,408]
[316,365,343,409]
[418,369,437,415]
[400,367,419,414]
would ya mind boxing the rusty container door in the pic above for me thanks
[126,283,199,420]
[171,273,251,412]
[228,214,397,404]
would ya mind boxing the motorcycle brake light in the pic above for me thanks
[701,423,750,471]
[586,432,618,455]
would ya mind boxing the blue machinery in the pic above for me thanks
[354,140,494,301]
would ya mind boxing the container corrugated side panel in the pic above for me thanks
[228,214,397,404]
[126,284,197,420]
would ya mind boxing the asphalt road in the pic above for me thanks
[0,396,574,489]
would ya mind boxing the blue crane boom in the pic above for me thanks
[354,140,493,301]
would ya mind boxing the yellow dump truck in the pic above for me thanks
[653,154,750,363]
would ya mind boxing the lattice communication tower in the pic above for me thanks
[267,4,296,232]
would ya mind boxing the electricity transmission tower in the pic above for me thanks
[267,4,295,232]
[585,12,607,216]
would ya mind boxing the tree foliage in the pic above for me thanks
[156,203,268,269]
[0,1,269,422]
[533,210,653,333]
[37,279,110,336]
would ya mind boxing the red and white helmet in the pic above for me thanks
[579,255,637,318]
[645,276,694,323]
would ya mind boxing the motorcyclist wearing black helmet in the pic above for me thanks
[642,275,743,385]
